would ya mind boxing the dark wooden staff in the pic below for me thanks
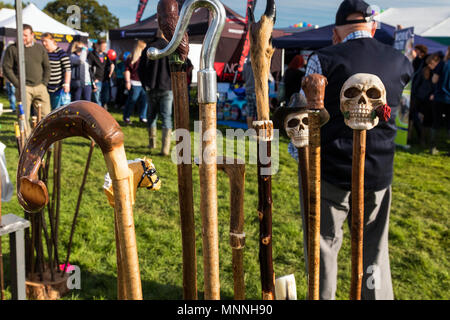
[156,0,197,300]
[0,170,4,300]
[249,0,276,300]
[302,74,329,300]
[217,157,246,300]
[62,140,96,276]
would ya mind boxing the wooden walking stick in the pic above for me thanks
[248,0,276,300]
[195,155,246,300]
[16,101,143,300]
[149,0,225,300]
[302,74,330,300]
[340,73,390,300]
[217,157,246,300]
[0,172,4,300]
[151,0,197,299]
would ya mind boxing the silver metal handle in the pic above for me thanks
[147,0,226,104]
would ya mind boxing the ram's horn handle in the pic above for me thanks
[17,101,123,213]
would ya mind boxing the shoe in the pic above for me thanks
[124,118,132,125]
[140,118,148,123]
[430,147,439,155]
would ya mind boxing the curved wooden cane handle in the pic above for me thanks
[17,101,124,213]
[157,0,189,62]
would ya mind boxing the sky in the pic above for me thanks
[4,0,450,28]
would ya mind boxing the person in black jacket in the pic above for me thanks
[88,40,115,109]
[287,0,412,300]
[138,30,173,156]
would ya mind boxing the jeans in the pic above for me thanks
[49,89,63,110]
[146,89,173,129]
[71,84,92,102]
[6,82,16,111]
[123,85,148,120]
[92,80,110,106]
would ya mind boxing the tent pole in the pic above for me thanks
[15,0,27,125]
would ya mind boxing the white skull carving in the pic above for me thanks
[285,111,309,148]
[340,73,386,130]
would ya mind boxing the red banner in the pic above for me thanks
[236,0,257,74]
[136,0,149,23]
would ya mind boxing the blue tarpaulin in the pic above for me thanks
[273,23,447,54]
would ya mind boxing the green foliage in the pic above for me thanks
[0,93,448,300]
[0,1,14,9]
[43,0,119,39]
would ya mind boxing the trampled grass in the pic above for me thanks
[0,94,448,300]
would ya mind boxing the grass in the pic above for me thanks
[0,93,449,300]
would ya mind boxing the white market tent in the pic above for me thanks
[379,7,450,44]
[0,3,88,37]
[0,8,15,22]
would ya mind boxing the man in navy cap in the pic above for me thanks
[289,0,413,299]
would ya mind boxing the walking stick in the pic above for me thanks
[340,73,389,300]
[0,172,4,300]
[152,0,197,299]
[248,0,276,300]
[302,74,329,300]
[217,157,246,300]
[195,155,246,299]
[148,0,225,300]
[16,101,143,299]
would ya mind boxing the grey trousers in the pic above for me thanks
[298,170,394,300]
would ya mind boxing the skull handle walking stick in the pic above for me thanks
[302,74,329,300]
[248,0,277,300]
[152,0,197,300]
[148,0,226,300]
[340,73,390,300]
[16,101,143,300]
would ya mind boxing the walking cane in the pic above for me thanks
[151,0,197,300]
[302,74,329,300]
[217,157,246,300]
[340,73,390,300]
[0,171,4,300]
[16,101,143,300]
[148,0,225,299]
[248,0,276,300]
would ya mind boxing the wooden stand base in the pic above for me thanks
[26,269,70,300]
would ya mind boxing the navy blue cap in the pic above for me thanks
[335,0,371,26]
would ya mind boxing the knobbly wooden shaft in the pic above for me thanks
[308,112,321,300]
[217,157,246,300]
[199,102,220,300]
[254,126,275,300]
[171,64,197,300]
[350,129,366,300]
[104,148,142,300]
[298,147,310,251]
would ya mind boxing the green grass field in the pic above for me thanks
[0,94,448,300]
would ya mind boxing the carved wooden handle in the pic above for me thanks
[157,0,189,61]
[17,101,124,213]
[302,74,330,126]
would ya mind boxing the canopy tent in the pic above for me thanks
[0,8,15,22]
[379,7,450,45]
[109,2,285,83]
[0,3,88,52]
[273,22,448,55]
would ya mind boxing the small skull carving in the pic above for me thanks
[340,73,386,130]
[285,111,309,148]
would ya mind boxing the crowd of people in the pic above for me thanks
[0,24,177,156]
[410,44,450,154]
